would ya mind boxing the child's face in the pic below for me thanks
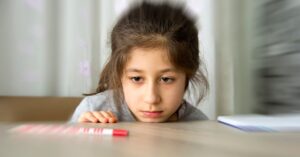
[121,47,186,122]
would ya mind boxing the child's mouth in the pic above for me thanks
[141,111,163,118]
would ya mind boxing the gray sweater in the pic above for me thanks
[69,90,208,123]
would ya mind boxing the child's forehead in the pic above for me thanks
[123,47,178,69]
[126,47,171,62]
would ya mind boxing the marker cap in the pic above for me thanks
[113,129,128,136]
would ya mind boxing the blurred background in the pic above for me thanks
[0,0,299,120]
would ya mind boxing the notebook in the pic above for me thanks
[217,114,300,132]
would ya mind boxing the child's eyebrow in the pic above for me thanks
[159,68,178,73]
[125,68,143,73]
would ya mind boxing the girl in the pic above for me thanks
[70,1,209,123]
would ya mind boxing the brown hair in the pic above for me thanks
[90,1,208,106]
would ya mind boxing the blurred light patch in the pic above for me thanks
[255,0,300,114]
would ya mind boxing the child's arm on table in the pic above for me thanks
[78,111,117,123]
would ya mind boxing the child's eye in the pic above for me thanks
[130,76,143,83]
[160,77,174,83]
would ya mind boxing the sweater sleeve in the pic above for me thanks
[68,91,120,123]
[68,97,92,123]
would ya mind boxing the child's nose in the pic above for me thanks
[143,82,161,105]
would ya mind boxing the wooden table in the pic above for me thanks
[0,121,299,157]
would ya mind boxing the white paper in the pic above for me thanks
[217,114,300,132]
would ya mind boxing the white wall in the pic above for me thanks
[186,0,216,119]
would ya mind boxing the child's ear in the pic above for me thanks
[184,76,189,90]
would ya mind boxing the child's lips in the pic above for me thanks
[141,111,163,118]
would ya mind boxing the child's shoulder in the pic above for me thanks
[179,100,208,121]
[81,90,114,107]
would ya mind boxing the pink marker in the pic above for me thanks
[10,124,129,137]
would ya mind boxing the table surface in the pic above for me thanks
[0,121,299,157]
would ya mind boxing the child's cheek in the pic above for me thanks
[122,82,140,105]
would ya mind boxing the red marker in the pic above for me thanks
[10,124,129,137]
